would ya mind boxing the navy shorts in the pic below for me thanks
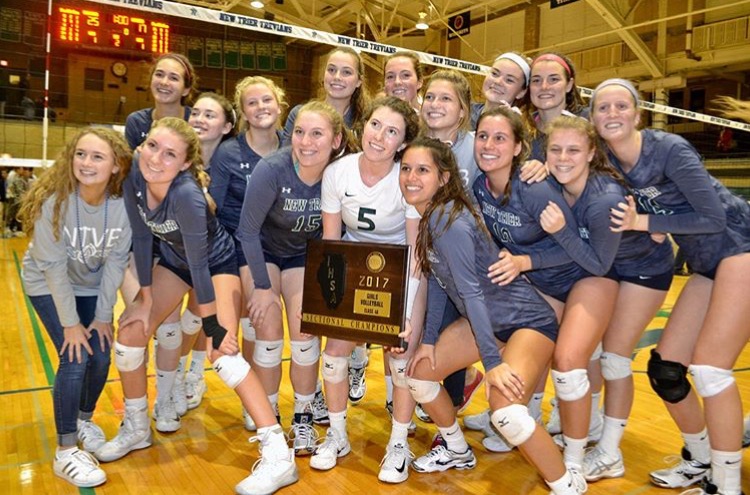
[616,269,673,291]
[497,323,558,345]
[157,256,239,287]
[264,252,306,271]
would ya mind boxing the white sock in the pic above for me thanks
[711,449,742,495]
[546,470,573,494]
[257,425,287,455]
[177,355,188,374]
[56,446,77,458]
[438,419,468,453]
[294,392,315,413]
[683,428,710,464]
[125,395,148,411]
[385,376,394,404]
[528,392,544,423]
[189,351,206,376]
[598,415,627,457]
[328,410,347,438]
[590,392,601,415]
[389,419,410,447]
[316,379,323,394]
[155,368,176,404]
[562,436,587,468]
[267,392,279,413]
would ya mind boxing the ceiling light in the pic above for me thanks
[415,11,429,30]
[250,0,264,8]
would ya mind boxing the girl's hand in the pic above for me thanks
[610,195,646,232]
[247,288,280,329]
[406,343,435,376]
[216,330,240,357]
[487,250,523,285]
[539,201,566,234]
[118,298,152,337]
[385,319,412,354]
[486,362,525,403]
[61,323,94,364]
[89,320,113,352]
[519,159,548,184]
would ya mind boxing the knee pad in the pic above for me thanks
[156,322,182,350]
[213,354,250,389]
[647,349,691,404]
[114,342,145,372]
[180,309,202,336]
[591,341,603,361]
[388,357,409,389]
[551,369,590,402]
[491,404,537,447]
[240,317,255,342]
[689,364,735,398]
[321,353,349,384]
[253,339,284,368]
[290,338,320,367]
[600,352,633,381]
[406,377,441,404]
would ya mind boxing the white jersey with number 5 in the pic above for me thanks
[322,152,420,244]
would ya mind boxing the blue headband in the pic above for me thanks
[591,78,640,108]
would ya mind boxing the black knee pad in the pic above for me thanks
[647,349,691,404]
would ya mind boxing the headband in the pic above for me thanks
[495,52,531,86]
[591,78,640,107]
[532,54,572,77]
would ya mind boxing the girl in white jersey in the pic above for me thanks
[312,96,424,483]
[21,127,132,488]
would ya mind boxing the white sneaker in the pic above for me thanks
[288,411,318,456]
[153,399,181,433]
[411,444,476,473]
[311,388,330,426]
[650,447,710,488]
[378,442,413,484]
[463,409,494,437]
[414,403,432,423]
[243,408,257,432]
[743,414,750,448]
[547,397,561,435]
[348,365,367,404]
[482,433,513,453]
[185,371,206,410]
[236,435,299,495]
[310,428,351,471]
[94,408,152,462]
[678,478,725,495]
[171,371,188,416]
[77,419,106,453]
[583,446,625,481]
[548,466,588,495]
[54,448,106,488]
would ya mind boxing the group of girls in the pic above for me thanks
[19,43,749,495]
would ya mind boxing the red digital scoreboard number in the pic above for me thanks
[56,6,170,54]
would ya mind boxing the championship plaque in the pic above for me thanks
[301,239,409,348]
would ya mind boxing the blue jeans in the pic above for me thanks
[30,295,111,447]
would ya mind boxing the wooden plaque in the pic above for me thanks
[301,239,409,348]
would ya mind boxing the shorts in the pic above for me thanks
[616,269,673,291]
[264,251,306,271]
[157,256,239,287]
[497,323,558,345]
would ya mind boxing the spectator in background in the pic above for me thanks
[716,127,734,153]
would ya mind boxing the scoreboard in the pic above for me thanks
[55,5,170,54]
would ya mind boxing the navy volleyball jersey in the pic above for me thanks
[423,205,558,373]
[237,147,323,289]
[549,174,623,276]
[123,162,235,304]
[124,107,193,150]
[608,129,750,274]
[473,173,583,299]
[209,131,282,235]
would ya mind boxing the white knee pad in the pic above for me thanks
[114,342,145,372]
[240,317,255,342]
[491,404,537,447]
[406,377,441,404]
[253,340,284,368]
[290,338,320,366]
[180,309,202,336]
[551,369,590,402]
[591,341,603,361]
[321,353,349,384]
[213,354,251,389]
[689,364,735,398]
[388,357,409,389]
[156,322,182,350]
[601,352,633,381]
